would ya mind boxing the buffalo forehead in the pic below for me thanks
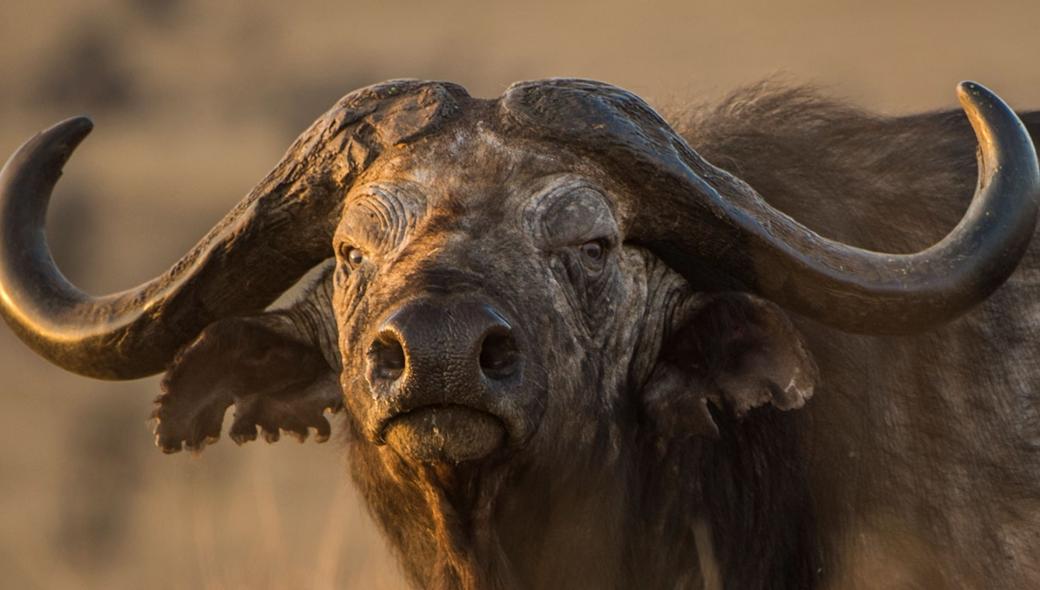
[352,123,618,234]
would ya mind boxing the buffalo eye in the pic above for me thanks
[335,245,366,286]
[348,248,365,268]
[579,239,608,265]
[339,245,365,269]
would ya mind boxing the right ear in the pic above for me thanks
[642,292,819,439]
[153,314,342,453]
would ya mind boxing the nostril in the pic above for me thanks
[369,333,406,381]
[479,328,520,380]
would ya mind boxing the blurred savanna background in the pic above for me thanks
[1,0,1039,587]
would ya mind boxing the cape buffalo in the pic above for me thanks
[2,79,1039,589]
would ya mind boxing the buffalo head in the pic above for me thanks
[1,79,1037,586]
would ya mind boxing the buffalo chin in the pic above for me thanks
[384,406,506,464]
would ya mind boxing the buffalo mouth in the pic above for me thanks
[381,404,507,464]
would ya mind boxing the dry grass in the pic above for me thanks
[1,0,1038,587]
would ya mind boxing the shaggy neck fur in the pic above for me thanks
[342,395,818,589]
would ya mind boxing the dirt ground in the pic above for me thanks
[1,1,1038,587]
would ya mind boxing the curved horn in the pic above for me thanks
[0,80,466,379]
[503,80,1040,334]
[672,81,1040,333]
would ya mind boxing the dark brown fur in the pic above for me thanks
[674,84,1040,587]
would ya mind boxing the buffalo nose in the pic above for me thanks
[368,333,406,381]
[367,300,521,387]
[478,326,520,379]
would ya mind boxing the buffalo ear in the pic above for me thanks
[643,293,818,438]
[153,316,343,453]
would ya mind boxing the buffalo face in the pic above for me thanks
[331,125,661,466]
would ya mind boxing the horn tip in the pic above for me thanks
[47,116,94,147]
[14,117,96,172]
[13,117,96,167]
[956,80,991,107]
[957,80,982,93]
[955,81,1012,119]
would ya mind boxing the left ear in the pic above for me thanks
[643,293,818,438]
[152,314,343,453]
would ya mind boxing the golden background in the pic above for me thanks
[1,0,1038,587]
